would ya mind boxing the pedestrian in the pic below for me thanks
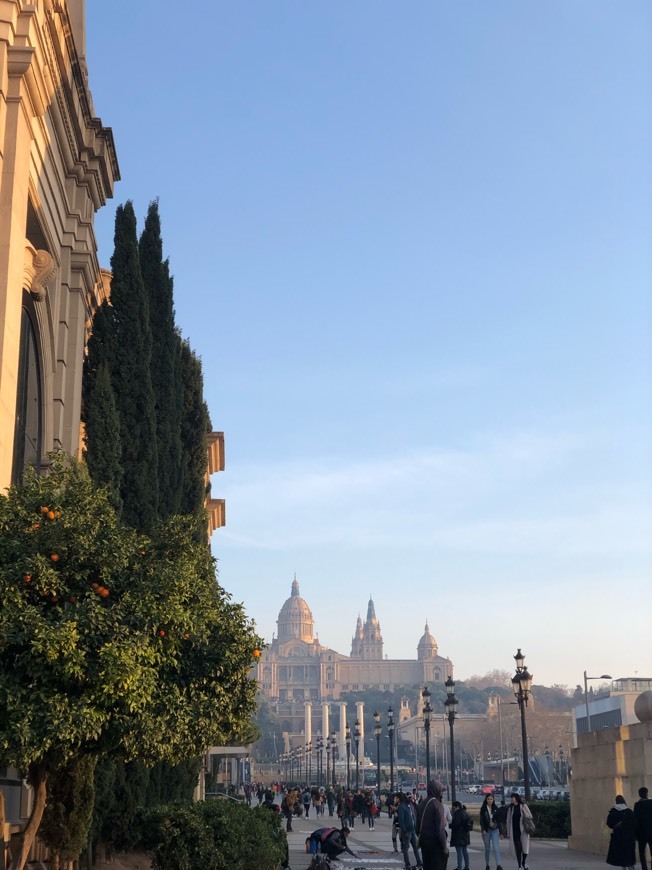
[302,787,311,818]
[450,800,471,870]
[415,780,450,870]
[327,787,336,817]
[606,795,636,870]
[366,789,378,830]
[308,826,359,860]
[280,789,295,833]
[495,800,508,839]
[392,795,402,853]
[397,792,423,870]
[480,792,503,870]
[506,792,534,869]
[634,787,652,870]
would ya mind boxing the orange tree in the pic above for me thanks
[0,459,261,870]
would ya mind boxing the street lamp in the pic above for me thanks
[512,648,533,801]
[583,670,612,734]
[326,738,331,788]
[444,676,458,802]
[330,732,337,787]
[298,744,304,787]
[307,741,312,786]
[345,723,351,789]
[422,686,432,785]
[317,736,324,787]
[544,746,552,786]
[374,710,381,793]
[387,706,395,794]
[354,720,361,789]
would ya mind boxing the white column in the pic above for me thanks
[305,701,312,744]
[339,701,347,761]
[356,701,365,763]
[322,702,330,742]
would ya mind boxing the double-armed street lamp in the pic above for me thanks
[422,685,432,785]
[512,648,533,801]
[373,710,382,791]
[583,670,612,734]
[354,720,361,789]
[388,706,395,794]
[444,676,458,802]
[330,732,337,788]
[345,723,351,789]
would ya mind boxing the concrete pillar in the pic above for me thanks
[322,702,330,742]
[356,701,365,763]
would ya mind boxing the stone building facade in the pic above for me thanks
[255,578,453,738]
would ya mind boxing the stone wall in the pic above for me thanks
[568,720,652,855]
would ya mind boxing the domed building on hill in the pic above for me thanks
[255,578,453,738]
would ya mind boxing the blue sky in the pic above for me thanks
[86,2,652,688]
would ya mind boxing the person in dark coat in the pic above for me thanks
[450,801,471,870]
[415,780,449,870]
[397,792,423,870]
[506,793,533,869]
[606,794,636,869]
[634,787,652,870]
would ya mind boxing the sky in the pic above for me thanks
[85,1,652,689]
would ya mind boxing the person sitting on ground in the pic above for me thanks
[308,826,358,861]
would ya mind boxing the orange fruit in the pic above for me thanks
[158,629,165,637]
[184,632,190,639]
[40,506,49,514]
[55,510,61,518]
[253,649,261,658]
[32,523,39,530]
[100,588,109,598]
[50,553,59,562]
[91,582,99,590]
[24,574,32,582]
[47,511,55,520]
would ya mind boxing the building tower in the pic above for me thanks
[417,621,439,660]
[351,614,364,658]
[360,597,383,660]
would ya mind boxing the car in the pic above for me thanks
[481,785,496,795]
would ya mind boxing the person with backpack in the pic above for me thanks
[450,800,472,870]
[308,826,358,860]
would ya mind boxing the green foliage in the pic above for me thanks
[83,359,122,512]
[39,756,96,861]
[141,801,287,870]
[139,201,182,518]
[529,800,571,838]
[109,201,159,531]
[178,337,211,520]
[0,458,262,777]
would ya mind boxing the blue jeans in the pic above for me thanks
[483,827,502,866]
[455,844,469,869]
[400,830,422,868]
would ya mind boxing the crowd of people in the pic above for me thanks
[245,778,652,870]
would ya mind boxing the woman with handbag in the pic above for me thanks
[506,792,534,869]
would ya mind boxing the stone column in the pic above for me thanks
[322,702,330,744]
[356,701,365,764]
[304,701,312,745]
[339,701,347,762]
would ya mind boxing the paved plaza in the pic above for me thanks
[285,813,609,870]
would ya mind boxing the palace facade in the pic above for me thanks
[255,578,453,738]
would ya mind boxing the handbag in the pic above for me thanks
[522,813,536,835]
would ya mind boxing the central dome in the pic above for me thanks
[277,577,314,642]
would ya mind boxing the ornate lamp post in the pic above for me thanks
[330,732,337,787]
[354,720,361,789]
[326,738,331,788]
[444,675,458,802]
[544,746,552,786]
[316,736,323,787]
[345,723,351,789]
[558,745,565,785]
[422,685,432,785]
[298,744,304,787]
[388,706,395,794]
[512,648,534,801]
[374,710,381,792]
[307,741,312,786]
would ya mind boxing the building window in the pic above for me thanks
[351,685,358,691]
[342,685,349,690]
[12,307,43,483]
[384,684,390,690]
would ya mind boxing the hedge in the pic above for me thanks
[529,800,571,838]
[141,800,287,869]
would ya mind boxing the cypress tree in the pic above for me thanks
[178,336,211,518]
[109,201,159,531]
[82,301,122,511]
[139,201,182,517]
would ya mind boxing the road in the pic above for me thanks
[284,811,609,870]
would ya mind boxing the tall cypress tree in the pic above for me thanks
[82,301,122,511]
[178,336,211,519]
[109,202,159,531]
[139,201,182,517]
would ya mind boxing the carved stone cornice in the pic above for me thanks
[24,244,56,300]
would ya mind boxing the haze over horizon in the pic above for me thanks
[87,2,652,690]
